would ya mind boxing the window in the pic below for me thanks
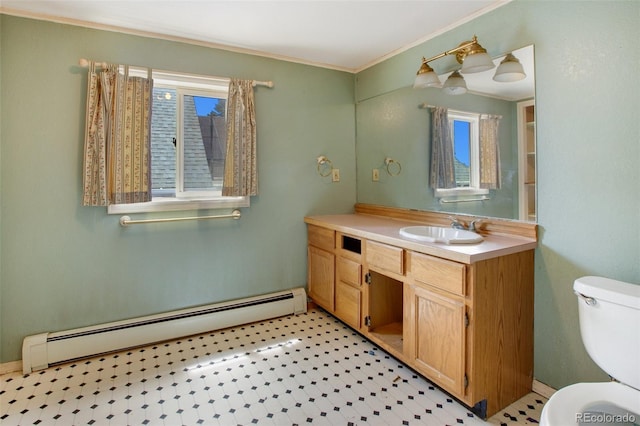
[435,111,488,197]
[108,70,249,214]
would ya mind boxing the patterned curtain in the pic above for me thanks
[479,115,501,189]
[82,62,116,206]
[222,78,258,197]
[429,107,456,189]
[82,63,152,206]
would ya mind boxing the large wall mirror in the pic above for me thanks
[355,45,536,222]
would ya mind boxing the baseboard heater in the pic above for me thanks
[22,288,307,374]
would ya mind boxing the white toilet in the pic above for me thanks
[540,276,640,425]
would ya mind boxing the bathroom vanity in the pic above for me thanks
[305,204,537,419]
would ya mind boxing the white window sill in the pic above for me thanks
[107,196,250,214]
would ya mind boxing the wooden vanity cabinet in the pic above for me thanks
[306,219,535,419]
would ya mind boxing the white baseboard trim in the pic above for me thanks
[533,379,557,399]
[0,360,23,376]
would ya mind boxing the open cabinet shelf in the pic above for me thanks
[366,270,404,355]
[518,100,536,222]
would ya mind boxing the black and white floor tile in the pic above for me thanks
[1,308,546,425]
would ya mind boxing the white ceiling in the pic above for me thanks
[1,0,509,72]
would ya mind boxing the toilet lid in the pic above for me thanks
[541,382,640,426]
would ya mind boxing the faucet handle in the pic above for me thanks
[447,215,465,229]
[470,219,482,232]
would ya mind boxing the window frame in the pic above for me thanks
[107,69,250,215]
[175,88,228,199]
[434,110,489,198]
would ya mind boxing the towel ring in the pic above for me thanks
[384,157,402,176]
[316,156,333,177]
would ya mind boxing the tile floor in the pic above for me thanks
[1,308,546,425]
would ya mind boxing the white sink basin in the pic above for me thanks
[399,226,483,245]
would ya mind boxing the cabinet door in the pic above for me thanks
[410,284,466,397]
[308,246,335,311]
[335,257,362,328]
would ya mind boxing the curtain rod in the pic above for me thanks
[419,103,502,119]
[78,58,274,88]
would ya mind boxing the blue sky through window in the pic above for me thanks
[193,96,219,116]
[453,120,470,166]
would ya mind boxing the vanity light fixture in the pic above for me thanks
[414,35,494,90]
[414,36,525,93]
[413,62,441,88]
[442,70,468,95]
[492,53,526,82]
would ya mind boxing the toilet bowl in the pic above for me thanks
[540,276,640,426]
[540,382,639,425]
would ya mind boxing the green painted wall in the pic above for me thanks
[0,15,356,362]
[356,0,640,390]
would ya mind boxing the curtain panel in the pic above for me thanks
[429,107,456,189]
[479,115,501,189]
[222,78,258,197]
[82,63,153,206]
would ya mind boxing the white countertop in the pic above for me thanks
[305,214,537,264]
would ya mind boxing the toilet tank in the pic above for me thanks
[574,276,640,390]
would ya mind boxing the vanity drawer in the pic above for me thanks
[409,251,466,296]
[366,240,404,275]
[308,225,335,251]
[337,257,361,288]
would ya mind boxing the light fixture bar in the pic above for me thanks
[420,36,481,66]
[414,35,500,93]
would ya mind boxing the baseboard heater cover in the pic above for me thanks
[22,287,307,374]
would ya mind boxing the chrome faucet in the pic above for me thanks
[469,219,482,232]
[448,216,466,230]
[448,216,482,232]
